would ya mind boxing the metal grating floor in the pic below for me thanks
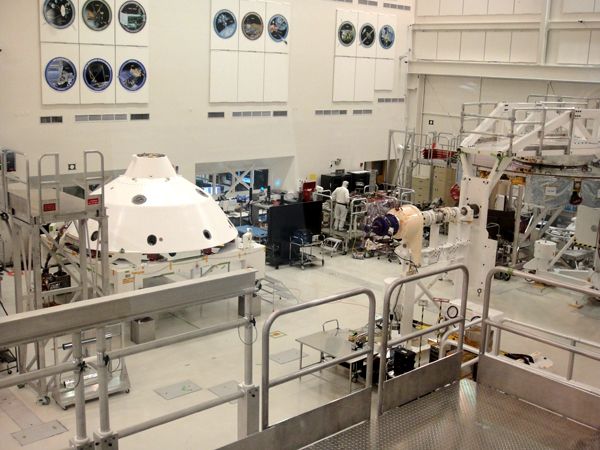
[304,379,600,450]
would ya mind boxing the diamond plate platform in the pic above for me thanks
[304,379,599,450]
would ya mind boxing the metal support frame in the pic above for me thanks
[377,264,469,415]
[479,267,600,429]
[0,150,111,403]
[0,269,258,448]
[261,288,376,432]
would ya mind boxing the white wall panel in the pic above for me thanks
[375,58,394,91]
[513,0,542,14]
[377,14,397,59]
[484,32,511,62]
[264,2,291,54]
[41,43,80,104]
[333,57,356,102]
[335,9,358,57]
[437,32,461,60]
[510,31,538,63]
[413,31,438,60]
[211,0,240,51]
[80,0,115,45]
[354,58,375,102]
[439,0,463,15]
[562,0,595,13]
[39,0,80,44]
[79,44,116,104]
[556,30,591,64]
[589,31,600,65]
[210,50,238,102]
[417,0,440,16]
[462,0,488,15]
[115,0,149,46]
[264,53,288,102]
[460,32,485,61]
[116,46,149,103]
[239,0,267,52]
[596,0,600,12]
[357,12,378,58]
[488,0,514,14]
[238,52,264,102]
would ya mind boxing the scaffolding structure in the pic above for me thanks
[0,149,129,407]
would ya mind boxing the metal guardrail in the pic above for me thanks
[478,267,600,429]
[377,264,469,415]
[481,267,600,380]
[0,269,259,449]
[261,287,377,430]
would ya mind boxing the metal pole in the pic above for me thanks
[566,340,576,381]
[71,333,90,446]
[244,294,253,387]
[96,327,111,436]
[511,184,524,267]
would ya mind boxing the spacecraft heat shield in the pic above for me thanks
[94,154,238,254]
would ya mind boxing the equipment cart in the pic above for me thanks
[289,230,324,270]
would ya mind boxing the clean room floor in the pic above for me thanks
[0,254,599,450]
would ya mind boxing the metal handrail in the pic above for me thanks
[501,318,600,352]
[481,267,600,383]
[261,287,377,430]
[439,317,483,358]
[0,269,258,447]
[377,264,469,415]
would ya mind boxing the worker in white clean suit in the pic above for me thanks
[332,181,350,231]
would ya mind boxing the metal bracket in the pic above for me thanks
[69,439,94,450]
[93,432,119,449]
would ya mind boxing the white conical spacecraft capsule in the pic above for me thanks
[95,153,238,254]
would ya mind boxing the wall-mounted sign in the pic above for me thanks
[268,14,289,42]
[360,24,375,48]
[45,57,77,91]
[242,12,263,41]
[82,0,112,31]
[338,21,356,47]
[119,59,146,91]
[214,10,237,39]
[83,58,113,91]
[119,1,147,33]
[379,25,395,49]
[43,0,76,29]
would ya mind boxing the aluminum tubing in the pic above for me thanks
[269,348,372,389]
[72,333,89,445]
[377,264,469,415]
[0,360,77,390]
[261,288,376,430]
[108,318,247,360]
[96,328,111,435]
[117,391,245,439]
[481,267,600,356]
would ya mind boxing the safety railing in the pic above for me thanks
[377,264,469,415]
[459,102,586,158]
[479,267,600,429]
[0,269,259,449]
[261,287,376,431]
[439,317,484,370]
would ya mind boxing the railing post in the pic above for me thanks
[566,340,576,381]
[70,333,91,449]
[93,327,118,448]
[238,293,259,439]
